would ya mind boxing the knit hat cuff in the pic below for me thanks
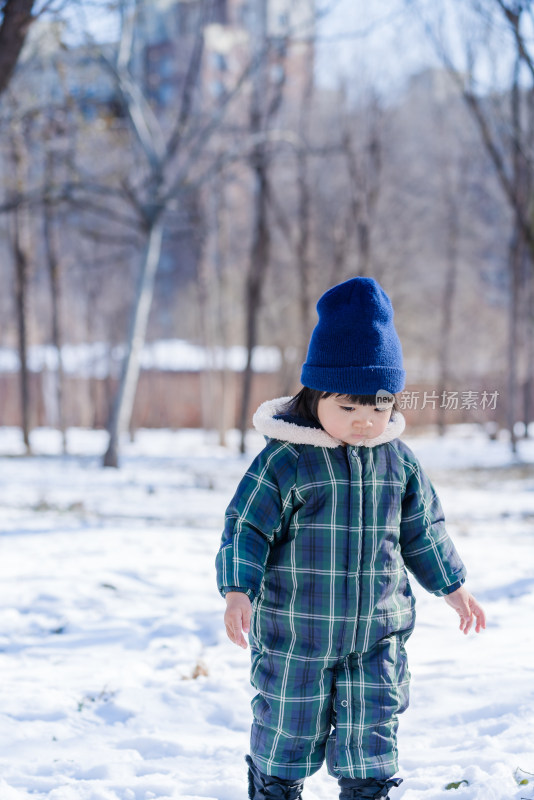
[301,364,406,395]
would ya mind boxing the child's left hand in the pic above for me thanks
[444,585,486,634]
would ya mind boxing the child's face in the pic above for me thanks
[316,395,393,445]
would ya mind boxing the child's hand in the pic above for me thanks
[444,585,486,634]
[224,591,252,649]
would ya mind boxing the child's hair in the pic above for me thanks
[283,387,399,428]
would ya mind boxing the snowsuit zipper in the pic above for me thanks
[338,447,363,657]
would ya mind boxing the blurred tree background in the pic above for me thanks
[0,0,532,463]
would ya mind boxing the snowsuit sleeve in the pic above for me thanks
[216,441,298,601]
[399,458,466,596]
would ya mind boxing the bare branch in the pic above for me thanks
[163,0,345,199]
[407,0,534,248]
[117,0,135,72]
[165,0,211,163]
[494,0,534,82]
[65,192,142,230]
[98,1,166,176]
[267,183,295,248]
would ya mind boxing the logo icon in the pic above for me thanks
[375,389,394,408]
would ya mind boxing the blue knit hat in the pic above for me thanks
[301,277,405,395]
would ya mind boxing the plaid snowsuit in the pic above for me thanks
[216,399,466,781]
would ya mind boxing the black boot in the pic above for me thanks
[246,755,304,800]
[338,776,403,800]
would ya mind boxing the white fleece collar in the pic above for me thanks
[253,397,406,449]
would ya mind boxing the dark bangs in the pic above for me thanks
[282,387,398,427]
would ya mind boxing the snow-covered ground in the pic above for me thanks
[0,425,533,800]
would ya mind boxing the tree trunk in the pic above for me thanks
[296,56,314,367]
[12,207,31,453]
[239,159,270,454]
[0,0,36,97]
[211,176,233,447]
[9,119,32,452]
[197,174,234,444]
[238,0,270,455]
[436,191,459,436]
[43,177,67,453]
[507,52,527,455]
[103,217,164,467]
[507,225,523,455]
[523,258,534,437]
[196,221,217,437]
[331,218,349,286]
[296,148,312,367]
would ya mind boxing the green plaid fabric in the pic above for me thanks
[216,437,466,779]
[249,631,411,780]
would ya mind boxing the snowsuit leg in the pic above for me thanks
[326,634,412,780]
[249,633,411,782]
[249,648,335,780]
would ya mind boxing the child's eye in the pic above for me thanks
[340,406,354,413]
[374,407,389,413]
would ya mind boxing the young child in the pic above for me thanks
[216,277,485,800]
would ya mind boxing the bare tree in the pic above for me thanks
[294,50,316,367]
[196,170,239,446]
[0,0,36,97]
[312,90,384,290]
[436,163,461,436]
[410,0,534,446]
[102,0,298,464]
[238,0,286,454]
[432,99,472,435]
[101,0,237,466]
[9,137,32,451]
[43,146,67,451]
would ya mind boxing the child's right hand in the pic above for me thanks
[224,591,252,649]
